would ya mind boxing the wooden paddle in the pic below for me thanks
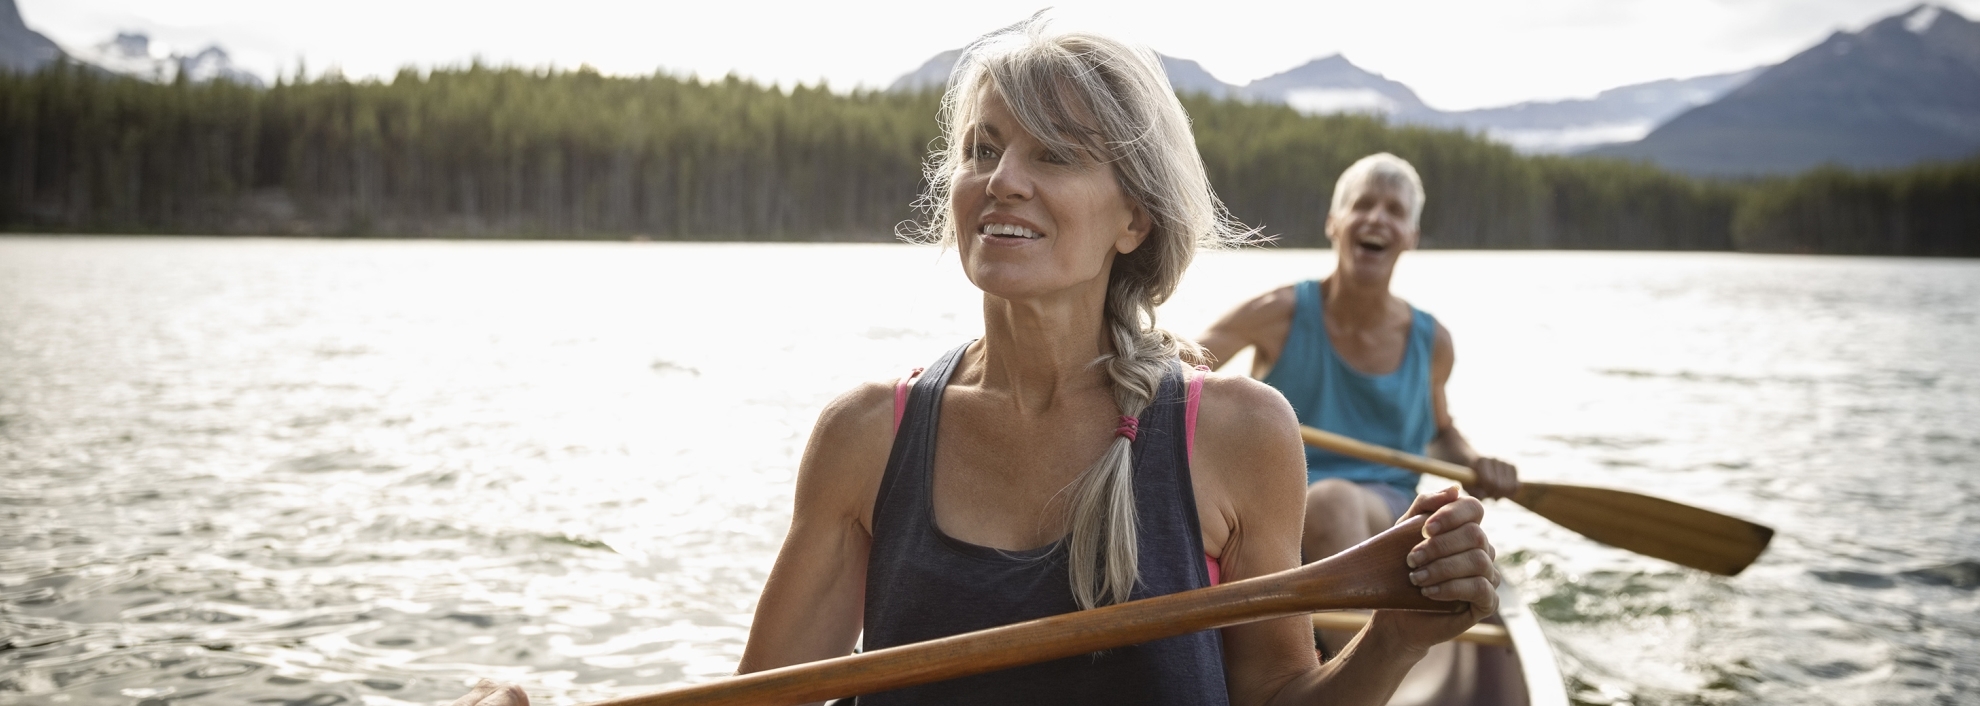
[589,515,1463,706]
[1299,425,1773,576]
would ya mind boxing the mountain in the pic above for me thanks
[71,32,264,87]
[80,32,173,81]
[887,50,1413,111]
[0,0,63,73]
[1421,68,1765,153]
[1158,55,1237,98]
[1226,55,1767,153]
[887,48,1236,98]
[886,49,1754,154]
[887,49,961,92]
[176,45,263,86]
[1591,4,1980,175]
[1239,54,1431,117]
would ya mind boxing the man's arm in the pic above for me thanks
[1425,323,1519,498]
[1198,285,1297,376]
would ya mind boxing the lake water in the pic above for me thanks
[1,237,1975,706]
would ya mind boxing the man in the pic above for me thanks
[1198,152,1518,564]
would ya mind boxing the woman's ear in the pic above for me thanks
[1116,204,1153,254]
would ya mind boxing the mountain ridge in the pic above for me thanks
[886,48,1760,155]
[0,0,63,74]
[1589,3,1980,175]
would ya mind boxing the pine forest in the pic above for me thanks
[1,62,1973,256]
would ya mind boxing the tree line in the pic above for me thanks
[0,62,1972,256]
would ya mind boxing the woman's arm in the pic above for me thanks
[735,380,897,680]
[1192,374,1499,706]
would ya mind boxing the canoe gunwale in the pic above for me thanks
[1497,579,1569,706]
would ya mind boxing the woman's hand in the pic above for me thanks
[1371,486,1500,653]
[449,680,529,706]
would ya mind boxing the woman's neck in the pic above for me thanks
[972,287,1115,417]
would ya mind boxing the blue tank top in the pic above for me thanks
[857,343,1230,706]
[1260,280,1436,497]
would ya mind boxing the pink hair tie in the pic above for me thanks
[1116,415,1139,442]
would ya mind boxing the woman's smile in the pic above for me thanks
[976,217,1048,246]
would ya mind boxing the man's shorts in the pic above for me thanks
[1360,482,1415,521]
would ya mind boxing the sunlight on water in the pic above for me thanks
[0,238,1975,705]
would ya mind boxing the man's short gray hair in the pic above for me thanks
[1330,152,1425,228]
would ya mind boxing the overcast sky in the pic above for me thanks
[19,0,1980,110]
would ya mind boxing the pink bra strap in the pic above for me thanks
[1185,364,1208,459]
[893,367,924,433]
[1186,364,1218,585]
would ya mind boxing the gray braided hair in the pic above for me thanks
[906,16,1251,609]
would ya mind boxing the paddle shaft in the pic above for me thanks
[591,515,1461,706]
[1299,426,1478,485]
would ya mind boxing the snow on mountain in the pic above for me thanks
[1906,4,1944,33]
[1420,68,1766,153]
[176,45,262,85]
[71,31,264,87]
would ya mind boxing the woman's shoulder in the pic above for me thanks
[1190,372,1303,478]
[1185,371,1308,538]
[816,377,900,438]
[1194,371,1293,420]
[790,376,904,527]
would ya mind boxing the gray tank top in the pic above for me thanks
[856,342,1231,706]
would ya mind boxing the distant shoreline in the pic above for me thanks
[4,65,1974,257]
[6,232,1974,259]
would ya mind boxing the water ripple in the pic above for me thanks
[2,240,1976,704]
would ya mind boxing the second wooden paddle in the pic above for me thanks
[590,515,1462,706]
[1299,425,1773,576]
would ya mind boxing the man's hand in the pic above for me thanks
[1463,456,1518,499]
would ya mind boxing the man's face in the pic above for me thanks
[1325,177,1419,283]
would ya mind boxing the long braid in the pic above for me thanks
[906,20,1253,609]
[1065,274,1177,609]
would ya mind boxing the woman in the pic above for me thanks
[457,18,1498,706]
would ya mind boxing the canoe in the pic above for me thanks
[1316,579,1568,706]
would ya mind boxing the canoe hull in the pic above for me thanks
[1377,580,1567,706]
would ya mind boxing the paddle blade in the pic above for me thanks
[1511,482,1772,576]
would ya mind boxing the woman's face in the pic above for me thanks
[951,87,1150,304]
